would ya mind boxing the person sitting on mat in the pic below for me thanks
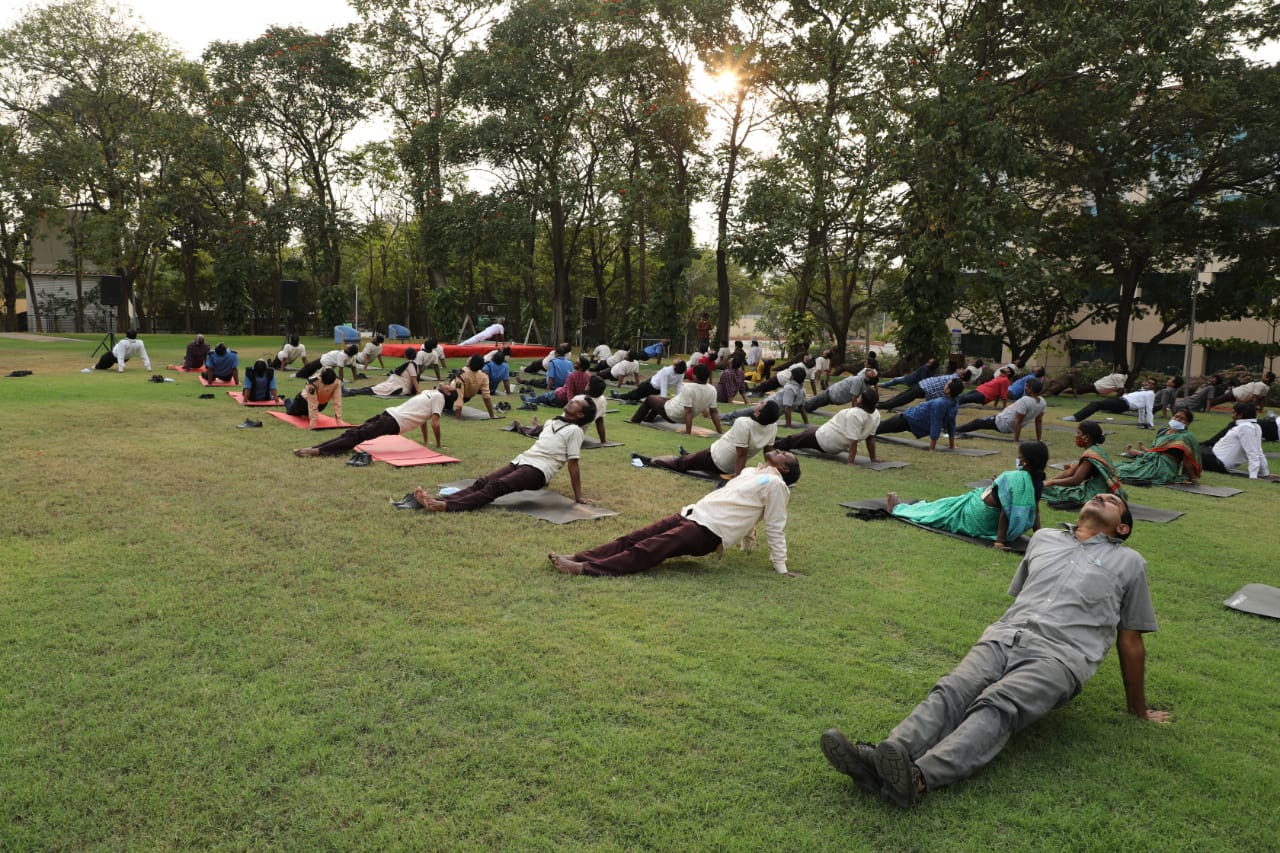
[447,354,497,419]
[352,334,386,375]
[182,334,210,370]
[640,398,781,479]
[414,338,447,380]
[613,360,686,402]
[295,345,359,381]
[1176,374,1220,412]
[283,367,344,427]
[821,492,1165,808]
[1042,420,1128,509]
[956,364,1016,407]
[887,439,1048,549]
[542,346,574,392]
[1113,406,1202,484]
[203,342,240,385]
[875,378,964,451]
[242,359,280,403]
[1064,377,1157,429]
[549,449,802,577]
[274,335,306,370]
[630,362,723,434]
[94,329,152,372]
[774,388,881,464]
[345,348,420,397]
[483,350,512,395]
[803,368,878,413]
[954,378,1046,442]
[293,384,456,456]
[412,396,597,511]
[723,367,808,428]
[1209,372,1274,409]
[525,356,593,408]
[1199,401,1270,479]
[715,353,750,406]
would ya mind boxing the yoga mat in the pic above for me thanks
[839,498,1028,553]
[355,434,460,467]
[634,457,726,483]
[966,479,1183,523]
[1161,482,1242,497]
[792,447,909,470]
[435,479,617,524]
[199,375,237,386]
[167,364,204,373]
[957,431,1015,442]
[455,405,503,421]
[266,411,354,430]
[226,390,284,406]
[636,420,719,438]
[582,437,624,449]
[874,434,997,457]
[1223,584,1280,620]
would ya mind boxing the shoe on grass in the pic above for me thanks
[873,739,923,808]
[820,729,883,797]
[1061,415,1076,421]
[631,452,651,467]
[236,418,263,428]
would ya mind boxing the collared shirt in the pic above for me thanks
[514,419,583,482]
[746,345,762,365]
[1232,381,1270,401]
[387,389,446,430]
[355,342,382,365]
[304,378,342,425]
[715,366,748,403]
[816,406,880,453]
[770,379,807,412]
[483,360,510,392]
[320,349,353,369]
[373,362,419,397]
[918,372,959,400]
[454,367,491,402]
[903,395,958,440]
[995,394,1046,433]
[644,341,667,358]
[1121,389,1155,427]
[610,359,640,382]
[652,364,684,397]
[685,463,791,572]
[976,374,1011,402]
[415,345,446,368]
[185,340,210,369]
[1095,372,1127,394]
[981,525,1157,684]
[605,350,628,367]
[664,382,718,422]
[112,338,151,371]
[1008,372,1037,399]
[1211,419,1269,478]
[710,416,778,474]
[205,349,239,377]
[554,369,592,403]
[592,344,612,362]
[825,374,868,405]
[277,342,306,364]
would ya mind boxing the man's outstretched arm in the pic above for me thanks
[1116,629,1170,722]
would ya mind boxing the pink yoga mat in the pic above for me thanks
[226,390,284,406]
[267,411,354,430]
[355,434,460,466]
[199,375,237,386]
[167,364,204,373]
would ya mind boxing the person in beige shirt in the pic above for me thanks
[448,354,497,419]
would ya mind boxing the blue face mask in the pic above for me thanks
[1167,419,1187,431]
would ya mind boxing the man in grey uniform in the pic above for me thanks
[820,493,1169,807]
[802,369,878,413]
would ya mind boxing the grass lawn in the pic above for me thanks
[1,333,1276,850]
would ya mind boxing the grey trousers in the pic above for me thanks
[886,634,1080,789]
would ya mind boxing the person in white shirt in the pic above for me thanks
[1209,372,1274,408]
[746,340,762,370]
[414,338,447,380]
[413,396,597,511]
[955,378,1046,442]
[275,335,307,369]
[591,343,612,364]
[550,450,801,577]
[353,335,386,373]
[1094,365,1129,396]
[1064,378,1156,428]
[459,321,505,347]
[643,399,781,478]
[94,330,151,372]
[1201,402,1270,479]
[296,345,359,381]
[811,349,833,393]
[774,388,882,464]
[629,362,722,433]
[612,361,686,402]
[606,352,641,387]
[293,385,456,457]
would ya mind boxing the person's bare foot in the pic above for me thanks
[412,486,448,511]
[293,447,320,457]
[886,491,900,512]
[549,553,585,575]
[530,416,540,429]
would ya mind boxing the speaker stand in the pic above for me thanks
[91,307,118,358]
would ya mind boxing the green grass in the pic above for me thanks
[1,334,1277,850]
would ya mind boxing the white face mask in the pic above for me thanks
[1167,419,1187,431]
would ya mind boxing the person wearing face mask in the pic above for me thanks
[1042,420,1128,509]
[1113,407,1202,484]
[887,440,1049,550]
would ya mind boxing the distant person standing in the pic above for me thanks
[695,312,712,351]
[94,329,151,372]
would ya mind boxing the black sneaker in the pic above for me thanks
[820,729,883,797]
[199,393,215,399]
[874,740,923,808]
[390,492,423,509]
[677,445,688,457]
[237,419,263,429]
[346,451,372,467]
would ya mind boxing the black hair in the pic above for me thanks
[672,360,688,375]
[781,457,801,487]
[289,335,299,346]
[344,345,359,357]
[1235,401,1257,420]
[1174,405,1194,424]
[490,351,506,365]
[754,399,781,426]
[556,343,572,355]
[215,342,227,356]
[249,359,271,379]
[126,329,137,339]
[467,354,484,372]
[373,334,384,344]
[405,347,419,360]
[320,367,338,384]
[1033,366,1046,377]
[393,350,418,376]
[734,340,744,348]
[1117,500,1134,540]
[1025,377,1043,395]
[424,338,438,351]
[730,353,745,369]
[789,366,806,383]
[1078,420,1104,445]
[586,375,606,398]
[576,356,591,371]
[864,368,879,385]
[693,363,711,382]
[570,396,597,424]
[1265,371,1276,383]
[946,378,966,397]
[1018,440,1049,502]
[1171,376,1185,388]
[973,359,983,368]
[858,387,879,412]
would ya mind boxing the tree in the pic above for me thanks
[0,121,53,331]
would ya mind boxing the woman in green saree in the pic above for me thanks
[887,440,1048,551]
[1114,407,1202,485]
[1043,421,1128,509]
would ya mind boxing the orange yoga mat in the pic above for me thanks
[226,390,284,406]
[267,411,354,430]
[355,434,460,466]
[199,375,237,386]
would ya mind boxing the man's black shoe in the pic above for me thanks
[237,418,263,429]
[631,452,652,467]
[346,451,372,466]
[390,492,423,509]
[874,739,922,808]
[677,445,688,457]
[820,729,882,797]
